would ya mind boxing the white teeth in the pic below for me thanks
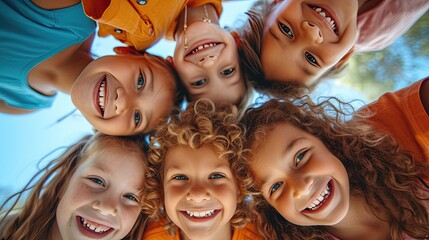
[312,6,337,33]
[80,217,110,233]
[98,80,105,113]
[306,184,331,211]
[185,210,215,218]
[190,43,217,54]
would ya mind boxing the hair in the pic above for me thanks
[241,96,429,239]
[0,133,149,240]
[142,98,258,236]
[235,0,351,94]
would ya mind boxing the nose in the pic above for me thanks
[291,175,313,199]
[93,198,118,216]
[197,55,217,66]
[302,21,323,44]
[186,183,211,202]
[114,88,129,114]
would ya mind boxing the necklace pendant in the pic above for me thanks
[203,17,211,24]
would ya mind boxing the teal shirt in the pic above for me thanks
[0,0,95,109]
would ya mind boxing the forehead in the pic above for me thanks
[164,145,229,170]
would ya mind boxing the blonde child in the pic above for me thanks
[0,0,179,136]
[0,133,148,239]
[81,0,256,113]
[237,0,429,88]
[240,90,429,239]
[141,99,262,240]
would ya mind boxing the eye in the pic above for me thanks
[137,69,145,90]
[270,182,283,195]
[220,68,235,76]
[191,79,207,87]
[295,150,308,166]
[134,110,141,126]
[278,21,293,38]
[124,194,139,203]
[209,173,225,179]
[172,175,188,180]
[89,177,105,187]
[305,52,319,67]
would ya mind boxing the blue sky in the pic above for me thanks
[0,1,427,205]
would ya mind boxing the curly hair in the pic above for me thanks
[142,98,259,236]
[235,0,351,94]
[0,133,149,240]
[241,96,429,239]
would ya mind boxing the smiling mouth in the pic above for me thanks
[77,216,114,238]
[186,42,221,57]
[304,181,332,212]
[98,77,106,117]
[181,209,220,221]
[309,5,338,35]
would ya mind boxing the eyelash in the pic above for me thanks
[137,69,145,90]
[221,68,235,76]
[124,194,139,203]
[278,21,293,38]
[134,110,141,126]
[209,173,225,179]
[191,79,207,87]
[173,175,188,180]
[305,52,319,67]
[270,182,283,195]
[89,177,105,187]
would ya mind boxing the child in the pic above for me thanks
[0,0,180,136]
[0,132,148,239]
[237,0,429,87]
[141,99,262,240]
[81,0,256,112]
[240,89,429,239]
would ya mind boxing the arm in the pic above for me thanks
[0,101,35,114]
[31,0,81,9]
[420,78,429,115]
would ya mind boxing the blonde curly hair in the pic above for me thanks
[241,96,429,239]
[142,98,258,236]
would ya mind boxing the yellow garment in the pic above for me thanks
[81,0,222,51]
[143,220,263,240]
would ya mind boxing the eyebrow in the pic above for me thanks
[260,137,305,186]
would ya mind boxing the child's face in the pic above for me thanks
[55,139,146,239]
[71,54,177,136]
[163,145,239,239]
[261,0,357,85]
[173,23,245,106]
[250,122,350,226]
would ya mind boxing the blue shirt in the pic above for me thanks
[0,0,95,109]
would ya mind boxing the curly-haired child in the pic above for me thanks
[240,89,429,239]
[0,132,149,240]
[141,98,262,240]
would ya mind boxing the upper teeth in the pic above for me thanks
[98,79,106,114]
[312,6,337,33]
[80,217,111,233]
[306,184,330,211]
[190,43,217,54]
[186,210,215,218]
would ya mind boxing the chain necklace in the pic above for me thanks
[183,4,211,49]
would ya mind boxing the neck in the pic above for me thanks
[325,193,390,240]
[48,220,62,240]
[175,4,220,40]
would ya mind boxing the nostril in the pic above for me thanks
[308,22,315,27]
[208,55,215,59]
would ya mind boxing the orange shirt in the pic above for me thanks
[81,0,223,51]
[142,220,262,240]
[358,78,429,164]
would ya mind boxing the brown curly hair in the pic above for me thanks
[0,133,149,240]
[142,98,259,236]
[241,96,429,239]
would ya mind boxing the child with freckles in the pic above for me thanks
[141,98,262,240]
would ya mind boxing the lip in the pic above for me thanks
[185,39,223,57]
[93,75,106,118]
[308,4,340,36]
[76,216,114,239]
[180,209,221,223]
[301,180,334,214]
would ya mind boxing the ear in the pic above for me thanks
[334,46,355,69]
[166,56,175,69]
[113,46,141,55]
